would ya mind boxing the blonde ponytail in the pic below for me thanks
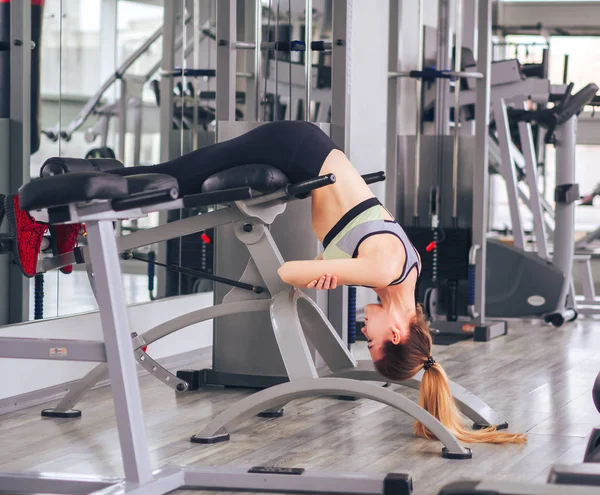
[416,363,527,444]
[374,304,526,445]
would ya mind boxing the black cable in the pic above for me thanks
[34,274,44,320]
[125,251,264,294]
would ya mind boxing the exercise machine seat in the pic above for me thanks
[19,172,128,211]
[40,156,124,176]
[202,164,289,194]
[18,172,177,212]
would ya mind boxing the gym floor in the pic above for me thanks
[1,316,599,494]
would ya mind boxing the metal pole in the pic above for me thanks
[255,0,263,120]
[118,79,127,162]
[133,100,142,166]
[156,0,180,299]
[330,0,349,148]
[472,0,492,323]
[412,0,424,223]
[216,0,236,122]
[159,2,178,162]
[85,221,153,484]
[9,0,30,192]
[386,0,400,216]
[193,0,201,149]
[275,0,280,120]
[9,0,31,323]
[263,0,273,121]
[493,96,526,250]
[517,97,549,259]
[451,0,463,223]
[552,116,576,313]
[328,0,349,343]
[434,0,451,137]
[99,0,118,83]
[562,54,569,84]
[304,0,313,121]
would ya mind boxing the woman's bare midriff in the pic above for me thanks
[311,149,394,242]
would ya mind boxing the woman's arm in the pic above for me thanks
[278,258,396,289]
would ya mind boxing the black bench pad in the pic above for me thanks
[202,164,289,194]
[40,159,288,196]
[19,172,178,212]
[40,157,124,176]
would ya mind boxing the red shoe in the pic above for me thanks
[4,194,48,278]
[51,223,85,274]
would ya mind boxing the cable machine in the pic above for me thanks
[387,0,506,343]
[173,0,352,389]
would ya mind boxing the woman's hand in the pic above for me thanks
[307,274,338,290]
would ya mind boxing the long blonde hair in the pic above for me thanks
[374,305,526,444]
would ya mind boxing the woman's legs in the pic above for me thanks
[7,121,340,277]
[108,121,339,195]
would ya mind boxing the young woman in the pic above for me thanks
[5,120,525,445]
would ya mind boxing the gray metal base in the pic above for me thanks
[326,360,507,428]
[191,377,473,459]
[36,174,506,467]
[180,466,413,495]
[0,465,413,495]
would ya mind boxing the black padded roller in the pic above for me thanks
[19,172,129,212]
[201,164,289,194]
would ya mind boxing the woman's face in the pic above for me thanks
[362,303,397,362]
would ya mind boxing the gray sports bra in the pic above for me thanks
[322,198,421,286]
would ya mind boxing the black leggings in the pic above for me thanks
[109,121,341,196]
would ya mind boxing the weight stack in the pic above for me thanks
[166,208,215,296]
[404,226,471,318]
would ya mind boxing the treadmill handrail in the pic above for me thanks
[508,82,599,128]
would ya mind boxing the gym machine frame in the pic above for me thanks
[34,160,505,459]
[1,169,414,495]
[37,0,506,458]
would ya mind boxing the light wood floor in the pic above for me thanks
[1,317,599,495]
